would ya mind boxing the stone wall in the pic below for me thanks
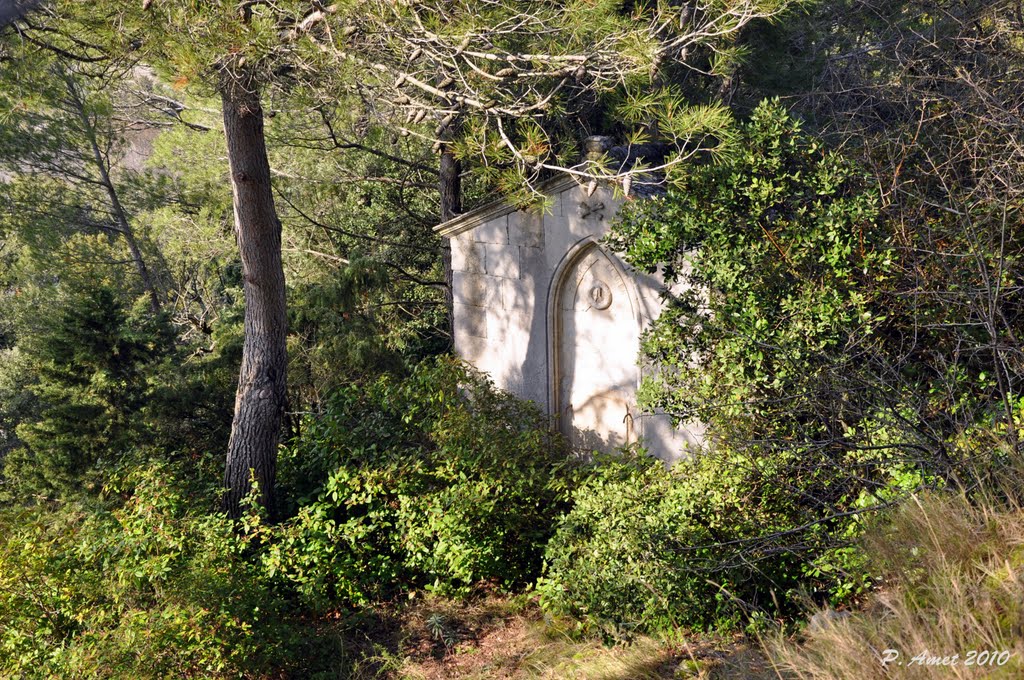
[444,179,701,463]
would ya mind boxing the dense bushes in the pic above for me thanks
[1,282,173,497]
[0,358,574,678]
[264,357,574,608]
[609,99,887,435]
[539,453,709,635]
[0,41,1015,675]
[0,235,240,502]
[0,464,331,679]
[538,442,930,636]
[539,101,972,636]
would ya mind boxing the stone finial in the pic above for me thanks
[584,135,614,162]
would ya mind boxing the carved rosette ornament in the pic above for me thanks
[589,281,612,310]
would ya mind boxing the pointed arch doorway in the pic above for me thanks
[549,241,641,452]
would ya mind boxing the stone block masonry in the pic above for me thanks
[484,243,520,280]
[452,271,499,308]
[438,177,700,464]
[451,234,485,274]
[509,211,544,248]
[472,215,509,244]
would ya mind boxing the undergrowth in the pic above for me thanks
[768,462,1024,679]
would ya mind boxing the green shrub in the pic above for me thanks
[3,284,174,497]
[551,100,971,636]
[265,357,573,608]
[0,237,239,502]
[0,463,330,679]
[537,442,936,636]
[608,99,887,434]
[538,451,792,635]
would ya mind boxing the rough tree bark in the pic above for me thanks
[0,0,42,28]
[220,68,288,518]
[439,126,461,346]
[439,147,462,221]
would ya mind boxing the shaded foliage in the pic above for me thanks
[0,464,339,679]
[610,100,887,437]
[264,357,574,608]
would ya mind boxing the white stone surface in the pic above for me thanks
[451,234,486,274]
[484,243,520,280]
[638,413,704,466]
[453,271,498,308]
[555,244,639,451]
[454,302,487,338]
[519,246,546,284]
[456,334,489,364]
[444,180,701,463]
[472,215,509,244]
[501,277,532,312]
[509,211,545,248]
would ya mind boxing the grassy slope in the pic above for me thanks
[768,485,1024,679]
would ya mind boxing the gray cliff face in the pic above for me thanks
[0,0,43,28]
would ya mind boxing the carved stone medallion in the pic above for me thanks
[589,281,612,310]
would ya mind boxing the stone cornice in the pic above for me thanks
[434,175,578,238]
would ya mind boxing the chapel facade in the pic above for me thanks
[435,175,701,463]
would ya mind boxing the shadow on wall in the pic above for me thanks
[557,388,635,454]
[554,241,641,455]
[511,213,551,412]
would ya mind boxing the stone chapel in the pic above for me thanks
[435,173,702,464]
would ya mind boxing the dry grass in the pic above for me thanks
[766,481,1024,679]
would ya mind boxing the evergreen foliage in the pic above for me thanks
[0,0,1021,673]
[539,451,811,635]
[307,0,795,200]
[7,285,170,495]
[0,237,238,500]
[0,464,336,678]
[263,357,574,607]
[536,102,952,635]
[610,100,886,434]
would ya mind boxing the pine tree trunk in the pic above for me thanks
[439,147,462,223]
[439,133,461,348]
[220,70,287,518]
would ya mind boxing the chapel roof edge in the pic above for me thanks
[433,175,578,238]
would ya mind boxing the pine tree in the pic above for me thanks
[6,272,173,497]
[5,1,300,514]
[309,0,793,200]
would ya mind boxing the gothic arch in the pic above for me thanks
[546,238,643,451]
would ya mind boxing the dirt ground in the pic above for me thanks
[328,592,781,680]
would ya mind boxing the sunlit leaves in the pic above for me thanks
[609,100,886,428]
